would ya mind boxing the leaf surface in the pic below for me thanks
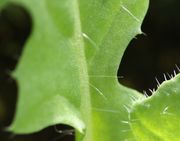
[130,74,180,141]
[0,0,149,141]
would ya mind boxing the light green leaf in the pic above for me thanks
[0,0,148,141]
[130,74,180,141]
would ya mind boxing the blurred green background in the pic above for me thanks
[0,0,180,141]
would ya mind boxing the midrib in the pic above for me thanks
[73,0,93,141]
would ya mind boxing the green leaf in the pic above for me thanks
[130,74,180,141]
[0,0,148,141]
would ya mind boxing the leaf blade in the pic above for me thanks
[0,0,149,141]
[131,74,180,141]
